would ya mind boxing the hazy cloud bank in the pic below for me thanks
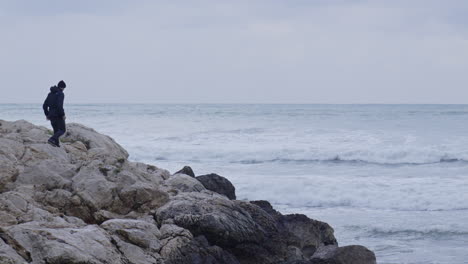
[1,0,467,103]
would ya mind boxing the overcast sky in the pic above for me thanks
[1,0,467,104]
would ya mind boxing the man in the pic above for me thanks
[43,80,67,147]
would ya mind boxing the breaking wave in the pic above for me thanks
[232,155,468,166]
[346,225,468,239]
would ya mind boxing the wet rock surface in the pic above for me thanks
[0,119,376,264]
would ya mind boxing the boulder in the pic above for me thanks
[310,245,377,264]
[196,173,236,200]
[281,214,338,257]
[0,137,25,161]
[64,123,129,163]
[15,159,75,190]
[165,173,206,193]
[248,200,337,261]
[156,192,264,247]
[0,192,33,223]
[101,219,163,264]
[0,232,28,264]
[159,224,239,264]
[2,222,126,264]
[0,158,18,193]
[175,165,196,177]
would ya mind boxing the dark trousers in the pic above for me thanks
[49,118,66,144]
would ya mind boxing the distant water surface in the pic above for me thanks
[2,104,468,264]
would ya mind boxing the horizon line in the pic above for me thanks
[1,102,468,105]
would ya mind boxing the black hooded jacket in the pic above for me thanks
[43,86,65,118]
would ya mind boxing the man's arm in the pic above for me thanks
[42,95,50,117]
[57,93,65,118]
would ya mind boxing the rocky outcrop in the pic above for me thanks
[196,173,236,200]
[286,245,377,264]
[174,166,196,178]
[0,120,376,264]
[156,192,264,247]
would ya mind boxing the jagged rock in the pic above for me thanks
[101,219,161,249]
[16,160,75,190]
[159,224,239,264]
[0,211,17,226]
[156,192,264,247]
[283,245,377,264]
[251,200,281,216]
[0,120,377,264]
[244,200,338,263]
[310,245,377,264]
[0,192,33,224]
[64,123,129,163]
[101,219,163,264]
[0,158,18,193]
[231,201,287,264]
[112,235,163,264]
[3,222,126,264]
[0,120,173,263]
[196,173,236,200]
[126,162,170,184]
[0,232,28,264]
[119,184,169,213]
[283,261,311,264]
[165,173,206,193]
[0,137,22,192]
[282,214,338,257]
[175,165,196,177]
[0,137,25,161]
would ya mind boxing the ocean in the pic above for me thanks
[2,104,468,264]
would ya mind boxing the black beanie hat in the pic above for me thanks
[58,80,66,89]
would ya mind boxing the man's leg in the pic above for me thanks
[48,119,59,146]
[50,119,58,135]
[50,118,66,146]
[56,119,66,144]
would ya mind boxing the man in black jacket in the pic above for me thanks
[43,80,67,147]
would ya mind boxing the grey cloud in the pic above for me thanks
[0,0,135,16]
[1,0,468,103]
